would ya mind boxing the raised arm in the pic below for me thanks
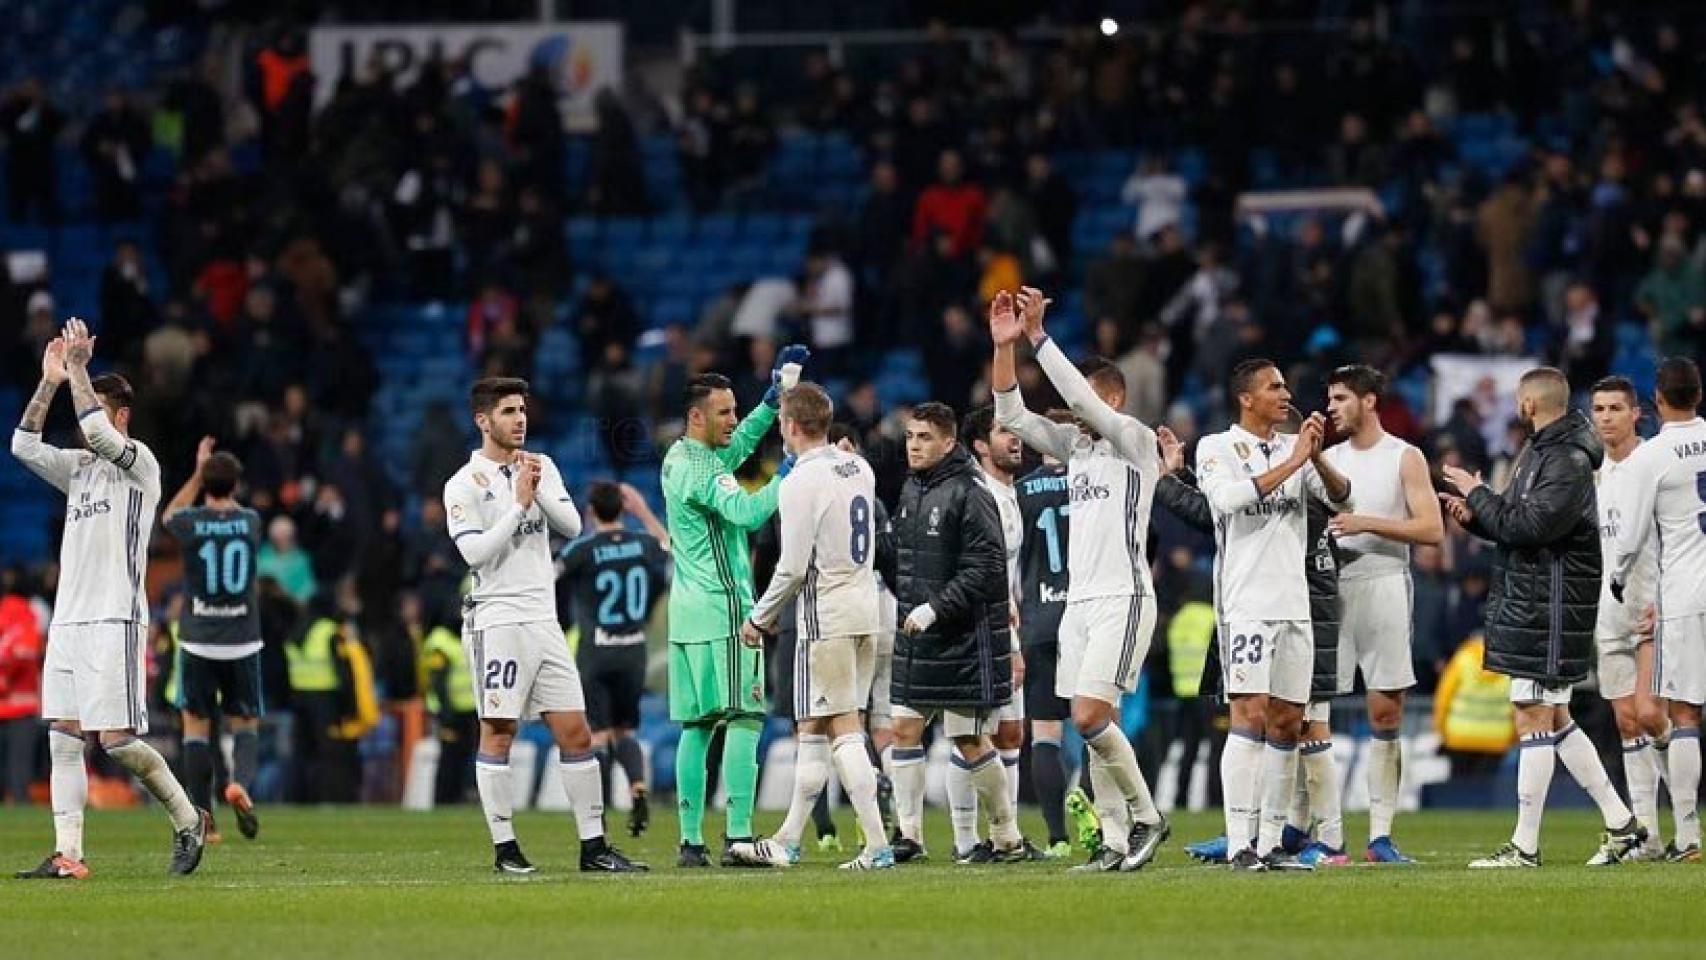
[621,483,671,551]
[747,478,815,631]
[163,436,217,526]
[1155,426,1214,532]
[989,290,1076,461]
[532,454,583,540]
[719,344,808,471]
[10,336,78,493]
[1019,286,1156,464]
[62,318,157,491]
[693,465,781,532]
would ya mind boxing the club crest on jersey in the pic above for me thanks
[927,506,942,535]
[473,471,490,488]
[1233,442,1252,460]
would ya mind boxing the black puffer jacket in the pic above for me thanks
[1156,469,1340,698]
[1464,410,1602,685]
[879,446,1011,709]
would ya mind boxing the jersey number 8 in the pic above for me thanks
[849,495,871,564]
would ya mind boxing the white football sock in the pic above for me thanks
[475,753,516,844]
[49,730,87,861]
[558,751,606,842]
[1256,738,1299,854]
[1085,721,1158,824]
[1623,737,1662,844]
[1552,724,1630,829]
[1367,730,1402,841]
[946,752,981,854]
[890,746,927,843]
[105,736,199,832]
[1086,753,1128,855]
[1669,728,1702,848]
[1301,739,1344,850]
[1513,732,1555,855]
[832,734,887,856]
[968,750,1021,846]
[1220,728,1263,850]
[1000,748,1022,809]
[776,734,831,846]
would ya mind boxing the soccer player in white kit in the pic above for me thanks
[991,287,1170,872]
[1587,376,1671,862]
[11,321,209,879]
[1322,365,1444,864]
[443,377,645,874]
[739,383,893,870]
[1610,358,1706,862]
[1198,359,1352,871]
[962,404,1049,861]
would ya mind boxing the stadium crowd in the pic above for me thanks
[3,2,1706,806]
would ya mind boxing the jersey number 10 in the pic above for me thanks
[198,540,251,596]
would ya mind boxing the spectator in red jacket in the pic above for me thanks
[912,149,987,259]
[0,568,44,805]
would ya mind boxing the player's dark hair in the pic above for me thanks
[1328,364,1386,400]
[780,382,833,437]
[470,377,529,417]
[683,372,733,413]
[1229,358,1277,399]
[1590,375,1638,405]
[960,404,997,449]
[91,373,134,410]
[827,423,861,451]
[1078,356,1125,396]
[587,481,624,523]
[202,452,243,499]
[909,401,958,438]
[1656,357,1703,411]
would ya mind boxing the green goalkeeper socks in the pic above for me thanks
[676,723,714,846]
[722,717,762,840]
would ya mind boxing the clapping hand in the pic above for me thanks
[1015,286,1052,343]
[62,317,95,368]
[1157,425,1184,473]
[1441,464,1483,496]
[989,290,1024,346]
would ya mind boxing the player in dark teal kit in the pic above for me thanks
[162,439,264,840]
[558,482,670,837]
[1016,455,1073,855]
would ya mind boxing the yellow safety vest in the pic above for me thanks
[1168,601,1216,698]
[1436,636,1515,754]
[287,618,341,693]
[422,626,475,714]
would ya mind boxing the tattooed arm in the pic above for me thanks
[10,336,78,493]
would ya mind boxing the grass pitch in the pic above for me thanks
[1,805,1700,959]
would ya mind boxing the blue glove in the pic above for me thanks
[762,344,812,408]
[777,453,798,479]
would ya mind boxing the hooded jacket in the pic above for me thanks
[1464,409,1602,685]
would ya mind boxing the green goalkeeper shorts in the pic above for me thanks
[669,637,766,723]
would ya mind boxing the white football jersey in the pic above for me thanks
[1597,445,1656,639]
[1322,432,1417,579]
[977,465,1023,606]
[1614,418,1706,621]
[1197,424,1350,623]
[444,450,582,629]
[12,424,159,626]
[994,338,1159,604]
[748,445,880,639]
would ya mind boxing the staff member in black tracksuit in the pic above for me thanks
[1442,366,1646,868]
[1154,423,1345,865]
[877,401,1021,864]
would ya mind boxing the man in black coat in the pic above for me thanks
[1442,366,1646,868]
[877,402,1020,863]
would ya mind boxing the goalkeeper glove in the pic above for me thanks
[763,344,811,408]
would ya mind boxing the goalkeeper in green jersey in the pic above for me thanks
[662,345,808,867]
